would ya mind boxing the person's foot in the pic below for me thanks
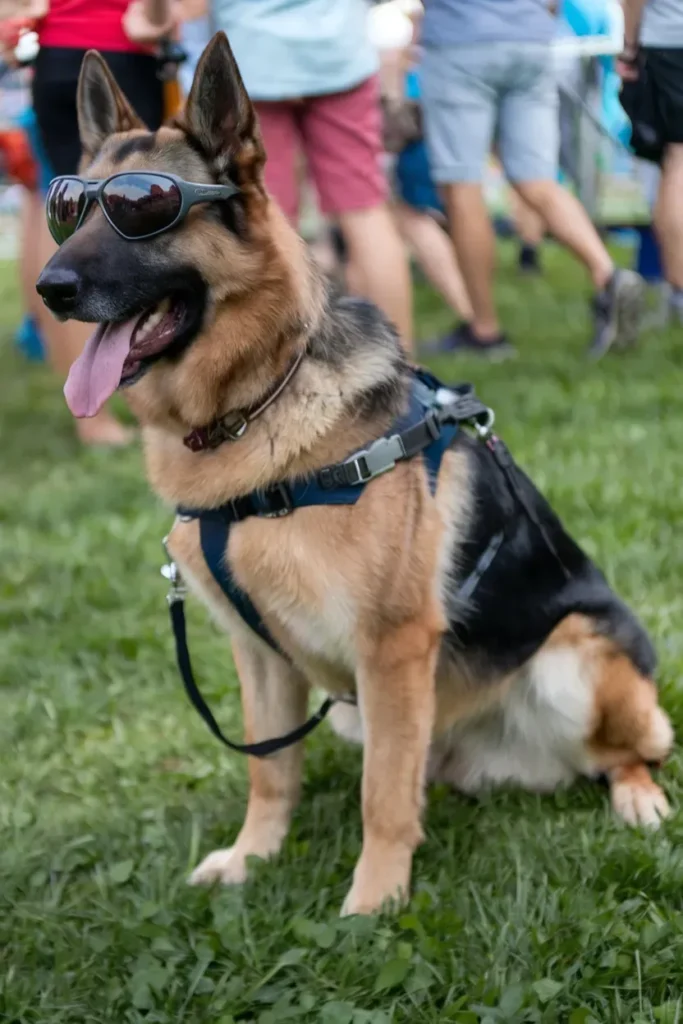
[76,412,135,447]
[518,243,541,275]
[589,269,646,359]
[423,322,516,362]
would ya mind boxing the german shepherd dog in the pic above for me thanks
[37,35,673,916]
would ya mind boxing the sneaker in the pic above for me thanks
[423,322,516,362]
[589,268,646,359]
[518,244,541,275]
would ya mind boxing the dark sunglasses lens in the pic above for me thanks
[102,174,182,238]
[46,178,86,244]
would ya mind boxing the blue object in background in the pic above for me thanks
[15,106,53,195]
[15,316,45,362]
[636,226,665,283]
[12,108,50,361]
[395,69,445,215]
[396,140,445,215]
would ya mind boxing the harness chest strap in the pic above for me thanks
[164,373,499,758]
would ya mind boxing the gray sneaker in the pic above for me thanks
[589,269,646,359]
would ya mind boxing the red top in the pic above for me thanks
[38,0,146,53]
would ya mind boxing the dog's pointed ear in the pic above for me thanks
[77,51,146,160]
[183,32,266,190]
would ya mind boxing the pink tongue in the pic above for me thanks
[64,316,140,418]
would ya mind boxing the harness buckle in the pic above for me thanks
[343,434,406,486]
[261,483,293,518]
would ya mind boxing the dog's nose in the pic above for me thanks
[36,267,81,314]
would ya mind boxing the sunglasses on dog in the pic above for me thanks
[45,172,240,245]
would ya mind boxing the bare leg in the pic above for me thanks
[394,201,473,321]
[190,637,309,885]
[590,642,673,827]
[342,618,438,916]
[338,205,413,352]
[443,183,500,340]
[510,189,545,248]
[35,214,132,446]
[654,143,683,289]
[513,179,613,289]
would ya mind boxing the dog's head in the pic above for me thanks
[37,33,304,425]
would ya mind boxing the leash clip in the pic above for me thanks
[161,535,187,605]
[474,408,495,440]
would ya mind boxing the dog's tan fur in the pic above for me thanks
[45,35,673,915]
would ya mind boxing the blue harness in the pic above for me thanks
[166,369,494,757]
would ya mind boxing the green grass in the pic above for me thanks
[2,246,683,1024]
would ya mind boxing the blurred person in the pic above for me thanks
[420,0,646,359]
[388,67,473,343]
[210,0,413,350]
[375,0,472,347]
[0,7,47,358]
[30,0,168,445]
[174,0,210,94]
[619,0,683,320]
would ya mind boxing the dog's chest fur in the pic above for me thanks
[230,512,359,685]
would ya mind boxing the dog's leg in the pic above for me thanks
[341,618,439,916]
[190,636,309,886]
[590,653,673,828]
[609,763,671,827]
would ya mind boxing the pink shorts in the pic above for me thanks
[255,75,387,222]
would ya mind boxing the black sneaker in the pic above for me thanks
[424,321,516,362]
[518,243,541,275]
[422,321,470,355]
[589,268,646,359]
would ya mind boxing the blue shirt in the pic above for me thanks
[210,0,378,101]
[421,0,556,47]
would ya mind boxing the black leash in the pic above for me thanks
[167,581,345,757]
[485,436,572,581]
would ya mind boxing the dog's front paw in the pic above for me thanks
[189,847,249,886]
[341,884,408,918]
[340,846,412,917]
[611,775,671,829]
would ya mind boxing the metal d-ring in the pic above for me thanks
[161,534,187,605]
[474,408,495,440]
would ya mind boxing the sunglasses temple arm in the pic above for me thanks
[186,183,241,203]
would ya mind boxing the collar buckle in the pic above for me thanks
[215,413,248,443]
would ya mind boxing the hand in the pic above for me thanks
[617,44,640,82]
[0,16,33,50]
[617,58,640,81]
[122,0,177,44]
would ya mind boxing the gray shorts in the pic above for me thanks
[420,43,559,185]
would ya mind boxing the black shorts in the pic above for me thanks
[642,47,683,146]
[32,46,164,177]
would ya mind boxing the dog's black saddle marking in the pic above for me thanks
[445,432,657,680]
